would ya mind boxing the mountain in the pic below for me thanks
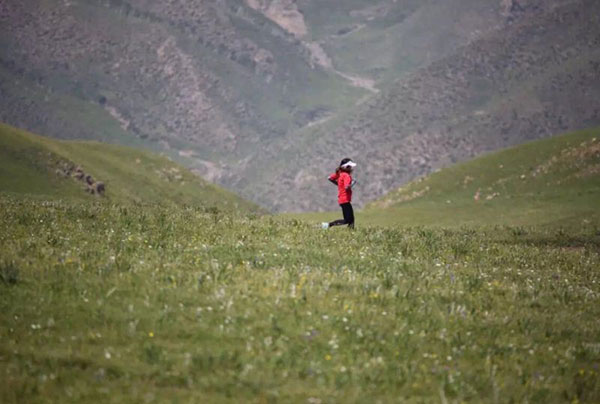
[360,127,600,228]
[1,0,599,211]
[0,0,364,177]
[256,0,600,211]
[0,122,261,212]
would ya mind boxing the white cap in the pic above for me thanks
[341,160,357,169]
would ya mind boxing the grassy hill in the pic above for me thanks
[294,127,600,229]
[0,123,261,212]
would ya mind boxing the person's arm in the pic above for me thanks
[328,172,339,186]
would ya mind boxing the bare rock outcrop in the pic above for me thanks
[54,162,106,196]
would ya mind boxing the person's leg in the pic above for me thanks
[342,203,355,229]
[328,204,349,227]
[329,203,354,228]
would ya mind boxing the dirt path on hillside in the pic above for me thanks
[333,70,379,93]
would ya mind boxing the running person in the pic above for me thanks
[322,158,357,229]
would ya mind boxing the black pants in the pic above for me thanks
[329,203,354,229]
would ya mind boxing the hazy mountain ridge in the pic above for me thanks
[0,0,358,160]
[254,0,600,212]
[1,0,599,212]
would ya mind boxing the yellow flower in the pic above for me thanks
[149,331,154,338]
[325,354,332,361]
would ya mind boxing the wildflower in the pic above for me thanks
[264,336,273,347]
[325,354,332,361]
[149,331,154,338]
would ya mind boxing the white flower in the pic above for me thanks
[264,336,273,347]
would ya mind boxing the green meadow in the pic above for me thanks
[1,125,600,402]
[300,127,600,230]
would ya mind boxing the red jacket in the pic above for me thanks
[329,171,353,204]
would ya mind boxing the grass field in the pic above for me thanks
[1,197,599,402]
[1,126,600,402]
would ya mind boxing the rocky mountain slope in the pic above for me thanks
[1,0,599,211]
[0,0,363,172]
[252,0,600,211]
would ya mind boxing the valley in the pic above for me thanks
[3,0,598,211]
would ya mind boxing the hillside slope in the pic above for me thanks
[258,0,600,211]
[0,123,261,212]
[0,0,363,169]
[360,127,600,228]
[2,0,599,212]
